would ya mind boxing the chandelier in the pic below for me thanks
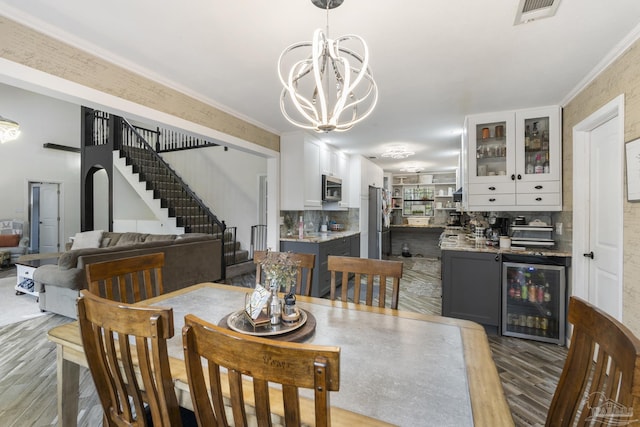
[0,115,20,144]
[381,146,415,159]
[277,0,378,132]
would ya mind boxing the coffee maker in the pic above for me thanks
[447,212,462,226]
[488,217,510,236]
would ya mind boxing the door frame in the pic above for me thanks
[572,94,624,317]
[257,173,268,226]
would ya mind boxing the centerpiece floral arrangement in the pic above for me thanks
[260,249,300,293]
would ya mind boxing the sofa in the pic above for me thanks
[33,230,223,318]
[0,219,29,265]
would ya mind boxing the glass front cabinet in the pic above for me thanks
[464,106,561,211]
[502,261,566,345]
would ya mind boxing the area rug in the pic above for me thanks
[0,265,16,279]
[0,276,47,327]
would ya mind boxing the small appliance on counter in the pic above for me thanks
[510,218,554,248]
[488,216,510,236]
[447,212,462,226]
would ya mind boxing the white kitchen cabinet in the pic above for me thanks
[363,157,384,193]
[280,132,323,210]
[333,151,350,208]
[282,132,351,210]
[320,145,340,177]
[464,106,562,211]
[348,155,383,200]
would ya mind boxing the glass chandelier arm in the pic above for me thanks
[288,60,321,121]
[311,29,331,127]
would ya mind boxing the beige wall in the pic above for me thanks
[563,40,640,334]
[0,16,279,153]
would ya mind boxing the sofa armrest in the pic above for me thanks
[33,264,86,291]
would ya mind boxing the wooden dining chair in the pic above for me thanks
[545,296,640,426]
[253,250,316,296]
[77,289,193,427]
[182,314,341,427]
[328,255,403,309]
[85,252,164,303]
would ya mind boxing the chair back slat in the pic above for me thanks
[182,314,340,426]
[77,289,182,427]
[546,296,640,426]
[254,250,315,296]
[86,252,164,303]
[328,256,403,309]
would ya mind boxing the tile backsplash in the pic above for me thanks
[280,209,359,237]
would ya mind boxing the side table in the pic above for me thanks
[15,256,59,300]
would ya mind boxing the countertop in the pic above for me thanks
[390,224,445,229]
[440,237,571,257]
[279,230,360,243]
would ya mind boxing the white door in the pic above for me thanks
[38,183,60,253]
[573,96,624,320]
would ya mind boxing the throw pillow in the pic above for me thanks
[0,234,20,247]
[115,232,148,246]
[99,237,112,248]
[70,230,104,250]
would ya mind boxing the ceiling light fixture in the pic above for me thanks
[381,146,415,159]
[0,115,21,144]
[278,0,378,133]
[400,165,423,173]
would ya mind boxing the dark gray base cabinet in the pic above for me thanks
[280,233,360,298]
[441,250,501,334]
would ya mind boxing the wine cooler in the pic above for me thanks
[502,261,566,345]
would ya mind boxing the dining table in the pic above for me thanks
[48,282,514,427]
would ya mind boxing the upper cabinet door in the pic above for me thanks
[515,106,561,183]
[467,111,516,184]
[463,106,562,211]
[303,139,322,207]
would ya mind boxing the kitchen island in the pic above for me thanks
[390,224,444,258]
[280,231,360,298]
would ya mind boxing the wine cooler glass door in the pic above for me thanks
[502,262,566,345]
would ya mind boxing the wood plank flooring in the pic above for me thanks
[0,256,566,426]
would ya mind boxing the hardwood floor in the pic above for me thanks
[0,256,566,426]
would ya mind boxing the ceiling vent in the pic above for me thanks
[514,0,561,25]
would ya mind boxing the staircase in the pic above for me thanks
[83,109,250,270]
[119,126,249,266]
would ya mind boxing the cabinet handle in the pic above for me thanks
[536,197,542,201]
[494,254,500,262]
[535,185,543,190]
[517,174,522,180]
[488,186,496,191]
[511,174,516,180]
[489,198,496,202]
[583,251,594,259]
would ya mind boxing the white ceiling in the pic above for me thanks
[2,0,640,173]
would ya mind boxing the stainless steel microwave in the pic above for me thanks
[322,175,342,202]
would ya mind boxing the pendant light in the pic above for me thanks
[0,115,21,143]
[278,0,378,132]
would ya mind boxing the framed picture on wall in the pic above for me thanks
[626,138,640,202]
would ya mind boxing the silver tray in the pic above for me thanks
[226,309,307,337]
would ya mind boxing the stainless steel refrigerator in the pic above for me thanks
[368,186,391,259]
